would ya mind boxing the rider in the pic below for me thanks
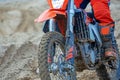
[75,0,117,59]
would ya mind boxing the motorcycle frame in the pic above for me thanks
[36,0,103,66]
[35,1,120,79]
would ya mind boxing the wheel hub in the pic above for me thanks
[49,63,58,75]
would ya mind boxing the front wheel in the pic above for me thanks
[38,32,77,80]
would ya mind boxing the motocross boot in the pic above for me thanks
[100,26,117,60]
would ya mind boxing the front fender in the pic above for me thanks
[35,9,66,22]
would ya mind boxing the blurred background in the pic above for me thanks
[0,0,120,80]
[0,0,48,35]
[0,0,120,36]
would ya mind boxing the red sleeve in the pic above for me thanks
[74,0,83,8]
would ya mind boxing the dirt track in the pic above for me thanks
[0,0,48,35]
[0,32,99,80]
[0,0,120,80]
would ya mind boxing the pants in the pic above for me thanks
[74,0,114,35]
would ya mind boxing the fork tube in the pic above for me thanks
[65,0,75,64]
[49,19,55,31]
[67,0,74,33]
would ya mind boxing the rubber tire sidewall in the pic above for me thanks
[38,32,65,80]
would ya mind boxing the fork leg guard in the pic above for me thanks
[65,32,75,64]
[65,0,75,64]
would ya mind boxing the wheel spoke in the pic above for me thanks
[49,41,66,80]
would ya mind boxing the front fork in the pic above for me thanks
[65,0,75,65]
[48,0,76,79]
[49,19,56,31]
[47,0,75,65]
[61,0,76,78]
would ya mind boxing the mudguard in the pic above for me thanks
[35,9,66,22]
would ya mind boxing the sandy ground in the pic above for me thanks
[0,0,48,35]
[0,0,120,80]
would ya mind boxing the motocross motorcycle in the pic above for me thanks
[35,0,120,80]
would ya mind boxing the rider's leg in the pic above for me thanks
[90,0,117,59]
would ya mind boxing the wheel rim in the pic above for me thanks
[48,40,66,80]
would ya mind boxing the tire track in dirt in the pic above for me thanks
[0,41,39,80]
[15,10,38,32]
[0,7,41,35]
